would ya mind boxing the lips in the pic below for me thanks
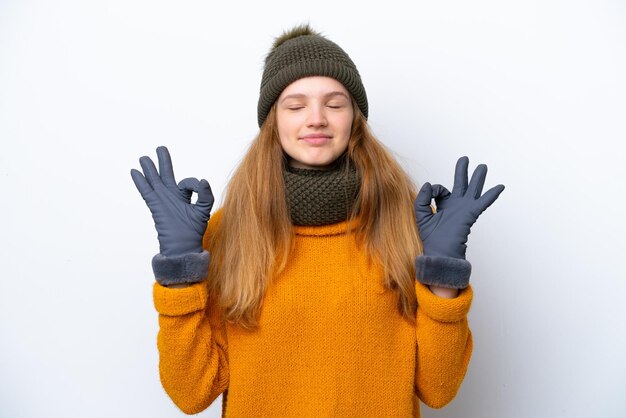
[300,134,332,146]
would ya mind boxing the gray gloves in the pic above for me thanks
[131,146,214,285]
[414,156,504,289]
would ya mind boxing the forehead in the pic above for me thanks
[279,76,349,98]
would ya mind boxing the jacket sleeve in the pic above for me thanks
[413,282,473,408]
[153,282,229,414]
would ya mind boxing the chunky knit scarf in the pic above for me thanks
[283,156,361,226]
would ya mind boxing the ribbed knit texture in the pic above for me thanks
[153,210,473,417]
[257,28,368,127]
[283,156,360,226]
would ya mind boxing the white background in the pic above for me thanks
[1,1,625,417]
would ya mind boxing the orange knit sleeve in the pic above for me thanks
[413,282,473,409]
[153,281,229,414]
[151,211,229,414]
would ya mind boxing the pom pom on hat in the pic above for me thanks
[270,23,321,50]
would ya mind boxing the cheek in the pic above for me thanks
[276,118,298,155]
[276,112,301,140]
[337,112,354,140]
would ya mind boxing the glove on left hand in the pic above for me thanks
[413,156,504,288]
[414,156,505,259]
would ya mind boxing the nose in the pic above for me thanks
[306,104,328,128]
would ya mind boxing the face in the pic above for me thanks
[275,76,354,169]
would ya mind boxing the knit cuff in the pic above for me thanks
[153,281,209,316]
[152,250,210,286]
[415,282,473,323]
[415,255,472,289]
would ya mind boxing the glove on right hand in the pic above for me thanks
[131,146,214,257]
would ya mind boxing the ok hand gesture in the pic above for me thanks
[414,156,505,260]
[131,146,214,257]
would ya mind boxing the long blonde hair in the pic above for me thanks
[207,100,422,329]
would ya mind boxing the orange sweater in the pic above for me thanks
[153,211,473,417]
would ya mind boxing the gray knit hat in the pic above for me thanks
[257,24,368,127]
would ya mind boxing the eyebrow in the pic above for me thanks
[279,91,350,103]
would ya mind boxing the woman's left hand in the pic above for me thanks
[414,156,505,260]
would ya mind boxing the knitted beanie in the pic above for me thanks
[257,24,368,127]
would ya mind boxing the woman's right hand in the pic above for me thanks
[131,146,214,257]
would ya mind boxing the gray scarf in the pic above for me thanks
[283,156,361,226]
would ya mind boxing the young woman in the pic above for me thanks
[131,24,504,417]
